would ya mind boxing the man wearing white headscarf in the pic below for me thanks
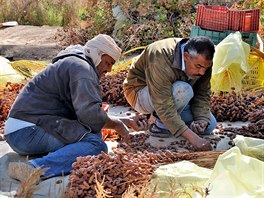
[4,34,147,182]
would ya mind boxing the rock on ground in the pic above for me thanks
[0,25,62,61]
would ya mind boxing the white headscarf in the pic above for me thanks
[84,34,122,67]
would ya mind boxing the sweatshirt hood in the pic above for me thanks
[52,44,90,64]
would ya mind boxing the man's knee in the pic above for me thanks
[135,86,154,114]
[172,81,194,109]
[81,133,108,153]
[99,140,108,153]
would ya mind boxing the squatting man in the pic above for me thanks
[123,36,217,151]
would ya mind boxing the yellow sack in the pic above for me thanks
[110,46,146,75]
[211,31,251,93]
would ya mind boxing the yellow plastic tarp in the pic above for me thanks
[211,31,251,93]
[206,147,264,198]
[233,135,264,162]
[0,56,25,88]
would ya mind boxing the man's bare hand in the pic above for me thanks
[191,137,212,151]
[127,113,148,131]
[190,120,208,134]
[119,113,148,131]
[114,123,130,141]
[103,116,130,141]
[182,128,212,151]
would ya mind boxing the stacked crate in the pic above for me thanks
[191,4,260,46]
[191,5,263,90]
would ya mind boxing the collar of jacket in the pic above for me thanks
[172,38,189,69]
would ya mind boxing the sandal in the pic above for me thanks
[148,123,171,138]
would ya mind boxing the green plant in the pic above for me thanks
[55,0,116,49]
[0,0,80,26]
[41,1,63,26]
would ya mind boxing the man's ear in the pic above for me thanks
[184,51,189,61]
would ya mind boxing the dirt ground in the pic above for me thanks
[0,25,62,61]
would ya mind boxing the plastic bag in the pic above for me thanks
[149,161,212,198]
[233,135,264,161]
[211,31,251,93]
[206,147,264,198]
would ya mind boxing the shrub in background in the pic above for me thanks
[54,0,196,50]
[0,0,80,26]
[0,0,263,50]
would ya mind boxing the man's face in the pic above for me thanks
[97,54,115,78]
[184,52,213,80]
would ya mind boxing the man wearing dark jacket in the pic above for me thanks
[123,36,216,151]
[4,34,147,181]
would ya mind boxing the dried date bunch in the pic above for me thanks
[219,119,264,140]
[0,82,24,133]
[100,70,129,106]
[210,90,264,122]
[66,150,195,197]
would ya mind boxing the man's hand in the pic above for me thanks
[190,136,212,151]
[190,120,208,134]
[181,128,212,151]
[127,113,148,131]
[103,113,148,142]
[103,116,130,141]
[113,120,130,141]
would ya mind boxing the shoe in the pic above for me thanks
[148,123,171,138]
[8,162,39,182]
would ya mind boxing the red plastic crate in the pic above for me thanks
[196,5,260,32]
[229,11,241,31]
[230,9,260,32]
[196,4,230,32]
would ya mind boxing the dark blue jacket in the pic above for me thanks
[9,51,107,144]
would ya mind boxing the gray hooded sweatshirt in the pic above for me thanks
[8,47,107,144]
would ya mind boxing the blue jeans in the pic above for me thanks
[135,81,217,134]
[5,126,108,177]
